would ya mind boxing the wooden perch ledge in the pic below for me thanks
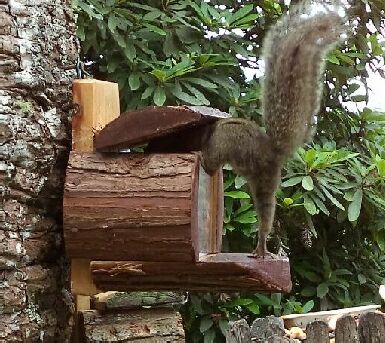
[90,253,292,293]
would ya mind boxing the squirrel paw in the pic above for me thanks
[249,246,277,259]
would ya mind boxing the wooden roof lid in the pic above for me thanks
[95,105,230,151]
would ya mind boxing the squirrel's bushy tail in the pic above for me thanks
[262,0,346,159]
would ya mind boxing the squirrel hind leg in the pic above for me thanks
[248,171,280,258]
[199,149,222,176]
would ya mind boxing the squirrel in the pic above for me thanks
[200,0,346,257]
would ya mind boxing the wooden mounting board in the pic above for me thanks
[94,105,230,151]
[89,253,292,293]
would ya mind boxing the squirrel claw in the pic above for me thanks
[249,248,277,259]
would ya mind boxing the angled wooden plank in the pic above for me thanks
[90,253,292,293]
[94,105,230,151]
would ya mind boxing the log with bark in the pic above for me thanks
[79,308,185,342]
[63,152,222,262]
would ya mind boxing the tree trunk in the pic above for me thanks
[0,0,77,341]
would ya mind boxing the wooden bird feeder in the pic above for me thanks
[64,79,292,299]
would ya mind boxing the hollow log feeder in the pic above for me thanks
[64,152,223,262]
[66,79,292,296]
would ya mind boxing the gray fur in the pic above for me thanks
[200,0,346,257]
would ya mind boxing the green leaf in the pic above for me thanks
[351,95,367,102]
[184,77,218,89]
[230,13,259,27]
[304,195,317,215]
[128,73,140,90]
[281,176,304,187]
[170,83,202,105]
[153,87,166,106]
[302,176,314,191]
[108,14,118,33]
[190,295,204,315]
[224,191,250,199]
[246,302,260,314]
[203,327,216,343]
[301,286,316,297]
[320,185,345,211]
[376,159,385,177]
[224,298,253,307]
[326,54,340,64]
[143,23,167,36]
[113,33,127,48]
[358,274,366,284]
[228,4,253,25]
[317,283,329,298]
[234,210,257,224]
[234,203,253,216]
[123,44,136,61]
[310,194,330,215]
[302,300,314,313]
[200,316,214,333]
[234,175,247,189]
[183,83,210,105]
[283,198,294,206]
[141,86,154,100]
[348,189,363,222]
[218,320,229,337]
[143,11,162,21]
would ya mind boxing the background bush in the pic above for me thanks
[73,0,385,341]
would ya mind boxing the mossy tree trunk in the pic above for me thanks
[0,0,77,341]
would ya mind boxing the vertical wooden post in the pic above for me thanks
[209,170,223,253]
[70,79,120,342]
[72,79,120,152]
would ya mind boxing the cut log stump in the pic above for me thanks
[306,321,329,343]
[358,312,385,343]
[79,308,185,342]
[335,315,358,343]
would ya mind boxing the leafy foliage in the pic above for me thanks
[74,0,385,341]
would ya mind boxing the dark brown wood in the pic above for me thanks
[64,152,198,262]
[90,253,292,292]
[335,315,358,343]
[358,312,385,343]
[94,105,229,151]
[79,308,185,342]
[63,152,222,262]
[306,321,329,343]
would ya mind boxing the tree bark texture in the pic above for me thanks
[79,309,185,342]
[0,0,78,341]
